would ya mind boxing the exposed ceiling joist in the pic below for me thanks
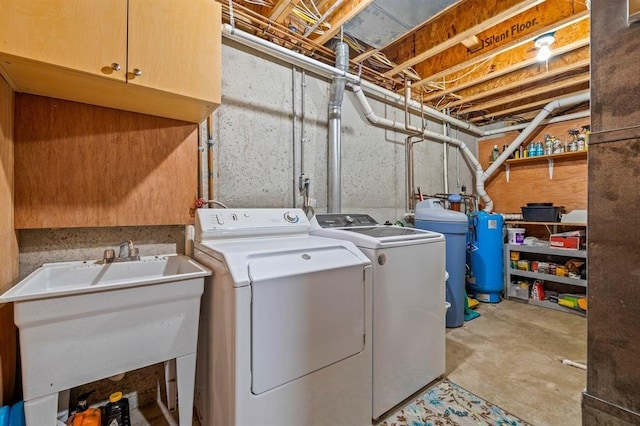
[413,10,590,90]
[223,0,592,125]
[442,58,590,109]
[381,0,544,78]
[458,73,590,115]
[309,0,373,45]
[269,0,301,23]
[424,41,590,103]
[467,89,590,123]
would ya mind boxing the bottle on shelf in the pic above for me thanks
[490,145,500,161]
[580,125,590,151]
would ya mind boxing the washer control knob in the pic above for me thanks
[284,211,299,223]
[345,215,354,225]
[216,214,224,225]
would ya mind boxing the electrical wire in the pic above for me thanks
[242,0,274,6]
[437,57,493,86]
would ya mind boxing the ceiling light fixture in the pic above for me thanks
[534,32,556,62]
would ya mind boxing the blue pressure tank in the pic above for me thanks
[467,211,504,303]
[415,199,469,328]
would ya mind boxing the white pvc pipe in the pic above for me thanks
[482,110,591,137]
[482,91,590,180]
[475,91,589,211]
[562,359,587,370]
[222,24,485,134]
[352,85,491,210]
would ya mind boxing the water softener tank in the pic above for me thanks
[415,199,469,328]
[467,211,504,303]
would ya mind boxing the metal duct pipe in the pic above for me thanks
[327,41,348,213]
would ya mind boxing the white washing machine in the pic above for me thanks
[310,213,446,420]
[192,208,372,426]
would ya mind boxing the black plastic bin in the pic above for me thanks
[521,203,563,222]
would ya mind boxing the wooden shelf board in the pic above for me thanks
[505,221,587,226]
[505,150,587,165]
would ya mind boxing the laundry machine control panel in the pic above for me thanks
[195,209,309,240]
[314,214,378,228]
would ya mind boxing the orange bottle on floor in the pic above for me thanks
[72,407,101,426]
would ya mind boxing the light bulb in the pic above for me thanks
[537,44,551,62]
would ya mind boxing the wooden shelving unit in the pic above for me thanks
[501,150,587,181]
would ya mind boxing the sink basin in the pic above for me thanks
[0,254,210,426]
[0,254,210,302]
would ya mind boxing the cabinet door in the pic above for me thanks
[0,0,128,82]
[127,0,221,103]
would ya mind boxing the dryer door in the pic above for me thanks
[248,247,366,395]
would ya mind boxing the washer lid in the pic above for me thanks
[310,226,444,249]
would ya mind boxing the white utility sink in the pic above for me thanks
[0,254,211,426]
[1,254,210,302]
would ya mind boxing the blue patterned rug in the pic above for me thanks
[379,380,531,426]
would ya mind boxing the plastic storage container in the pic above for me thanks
[521,203,562,222]
[468,212,504,303]
[415,199,469,328]
[507,228,525,245]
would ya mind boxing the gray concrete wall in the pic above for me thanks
[211,40,478,224]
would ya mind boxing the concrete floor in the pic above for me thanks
[133,299,587,425]
[446,299,587,426]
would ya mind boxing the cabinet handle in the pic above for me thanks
[132,68,142,77]
[111,63,121,71]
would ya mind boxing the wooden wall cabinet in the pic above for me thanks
[0,0,221,123]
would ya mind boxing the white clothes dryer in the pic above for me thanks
[193,209,372,426]
[311,213,447,420]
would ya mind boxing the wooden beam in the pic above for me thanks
[269,0,301,23]
[353,48,379,63]
[458,73,590,114]
[309,0,373,46]
[423,37,589,102]
[466,89,590,123]
[414,9,590,90]
[380,0,544,78]
[444,57,590,109]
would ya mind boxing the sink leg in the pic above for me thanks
[24,393,58,426]
[164,359,177,411]
[176,353,196,426]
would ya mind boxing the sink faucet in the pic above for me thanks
[99,240,140,264]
